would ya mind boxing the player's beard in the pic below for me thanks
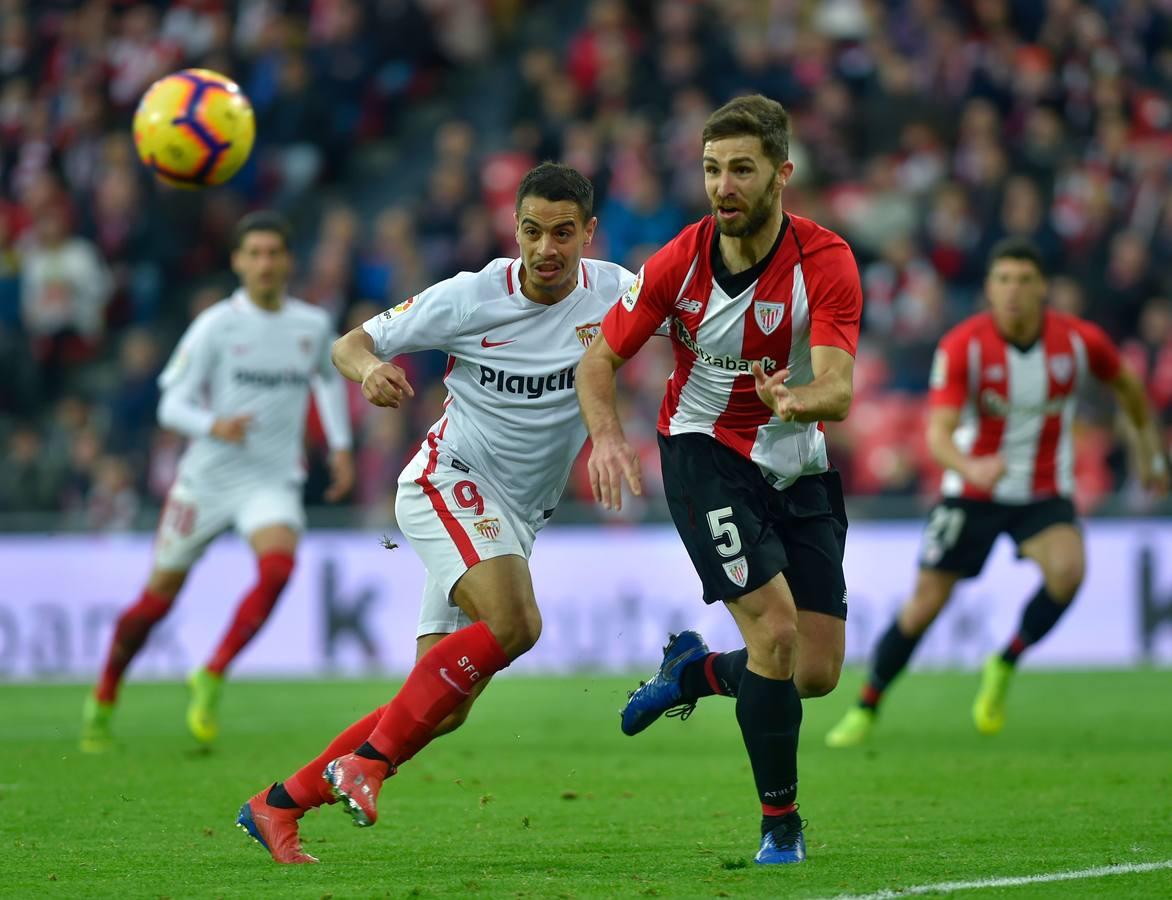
[714,179,778,238]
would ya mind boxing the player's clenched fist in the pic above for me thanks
[361,361,415,408]
[588,432,643,511]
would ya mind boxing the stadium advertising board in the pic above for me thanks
[1,522,1170,679]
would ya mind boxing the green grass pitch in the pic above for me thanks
[2,670,1170,898]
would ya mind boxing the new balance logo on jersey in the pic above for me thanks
[675,297,702,314]
[479,364,575,399]
[674,320,778,373]
[233,369,311,388]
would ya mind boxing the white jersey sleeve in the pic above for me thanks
[311,323,353,451]
[361,276,472,358]
[157,307,222,438]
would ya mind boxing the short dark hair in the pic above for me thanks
[233,210,292,251]
[987,237,1045,276]
[702,94,791,165]
[515,162,594,221]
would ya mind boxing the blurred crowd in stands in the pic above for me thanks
[0,0,1170,529]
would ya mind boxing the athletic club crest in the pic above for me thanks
[473,517,501,541]
[722,555,749,588]
[754,301,786,335]
[575,321,602,348]
[1049,353,1073,384]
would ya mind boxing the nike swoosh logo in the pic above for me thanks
[481,337,516,348]
[438,667,470,695]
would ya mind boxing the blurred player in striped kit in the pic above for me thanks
[826,238,1169,748]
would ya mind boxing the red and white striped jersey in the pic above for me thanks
[929,309,1122,502]
[601,214,862,489]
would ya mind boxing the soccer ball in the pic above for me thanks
[133,68,255,188]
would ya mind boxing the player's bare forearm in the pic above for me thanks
[783,369,853,422]
[782,345,854,422]
[331,328,382,384]
[1112,368,1168,475]
[577,336,643,509]
[576,337,627,440]
[926,407,970,472]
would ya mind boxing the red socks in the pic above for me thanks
[282,622,509,810]
[367,621,510,765]
[284,705,387,808]
[206,551,295,675]
[95,589,172,702]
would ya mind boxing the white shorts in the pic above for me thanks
[153,480,305,571]
[395,445,536,638]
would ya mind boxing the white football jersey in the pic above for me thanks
[158,290,352,491]
[363,258,635,523]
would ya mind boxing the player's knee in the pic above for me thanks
[1044,561,1083,603]
[796,664,840,698]
[490,605,542,658]
[146,569,187,601]
[754,616,799,658]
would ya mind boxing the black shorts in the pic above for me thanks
[918,496,1078,578]
[658,432,849,618]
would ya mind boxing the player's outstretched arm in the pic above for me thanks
[576,335,642,511]
[1109,365,1170,495]
[332,327,415,409]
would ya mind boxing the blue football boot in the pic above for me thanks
[620,630,710,736]
[755,811,807,865]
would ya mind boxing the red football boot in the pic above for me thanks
[323,753,393,827]
[236,786,319,864]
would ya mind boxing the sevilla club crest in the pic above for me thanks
[754,301,786,335]
[473,517,501,541]
[575,321,602,348]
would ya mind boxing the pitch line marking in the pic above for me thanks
[824,859,1172,899]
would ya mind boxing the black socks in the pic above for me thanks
[679,649,749,700]
[736,669,802,811]
[1002,586,1070,665]
[860,619,924,710]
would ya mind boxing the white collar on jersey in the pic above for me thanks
[506,258,590,298]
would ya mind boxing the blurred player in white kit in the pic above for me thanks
[81,211,354,752]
